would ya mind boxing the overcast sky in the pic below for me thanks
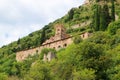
[0,0,85,47]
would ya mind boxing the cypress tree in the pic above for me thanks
[68,8,74,20]
[94,4,100,31]
[111,0,115,21]
[104,4,110,26]
[100,4,110,31]
[40,28,46,45]
[96,0,99,2]
[100,7,105,31]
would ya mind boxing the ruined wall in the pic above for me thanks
[16,37,73,61]
[16,47,42,61]
[42,37,72,50]
[43,52,56,62]
[16,32,91,61]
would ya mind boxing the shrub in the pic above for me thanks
[108,20,120,35]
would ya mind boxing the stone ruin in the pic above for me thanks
[43,52,56,62]
[16,24,91,62]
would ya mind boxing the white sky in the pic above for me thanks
[0,0,85,47]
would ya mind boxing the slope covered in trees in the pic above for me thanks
[0,0,120,80]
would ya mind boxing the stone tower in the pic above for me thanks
[54,24,68,40]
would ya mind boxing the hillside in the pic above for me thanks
[0,0,120,80]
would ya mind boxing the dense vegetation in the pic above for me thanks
[0,0,120,80]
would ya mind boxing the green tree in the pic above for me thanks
[73,69,95,80]
[77,42,111,79]
[100,4,110,31]
[0,73,8,80]
[94,4,100,31]
[11,65,18,75]
[108,20,120,35]
[68,8,74,20]
[40,27,46,45]
[111,0,115,21]
[25,61,52,80]
[73,36,82,44]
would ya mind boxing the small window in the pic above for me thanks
[36,50,38,53]
[58,45,61,48]
[63,44,67,47]
[57,29,60,31]
[83,34,84,38]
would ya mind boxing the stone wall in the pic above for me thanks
[16,32,91,61]
[16,37,73,61]
[42,37,72,50]
[16,47,42,61]
[43,52,56,62]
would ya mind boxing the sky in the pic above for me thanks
[0,0,85,47]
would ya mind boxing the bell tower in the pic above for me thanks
[54,24,67,40]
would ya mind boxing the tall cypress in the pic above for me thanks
[104,4,110,27]
[94,4,100,31]
[96,0,99,2]
[111,0,115,21]
[68,8,74,20]
[100,6,106,31]
[100,4,110,31]
[40,28,46,45]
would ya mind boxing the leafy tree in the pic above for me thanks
[73,68,95,80]
[25,61,52,80]
[73,36,82,44]
[0,73,8,80]
[76,42,111,79]
[11,65,18,76]
[108,20,120,35]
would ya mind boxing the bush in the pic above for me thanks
[108,20,120,35]
[40,48,56,59]
[73,36,82,44]
[0,73,8,80]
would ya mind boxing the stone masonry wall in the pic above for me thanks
[16,32,91,61]
[16,37,73,61]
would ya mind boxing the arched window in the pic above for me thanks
[58,45,61,48]
[36,50,38,53]
[83,34,84,38]
[57,29,60,31]
[63,44,67,47]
